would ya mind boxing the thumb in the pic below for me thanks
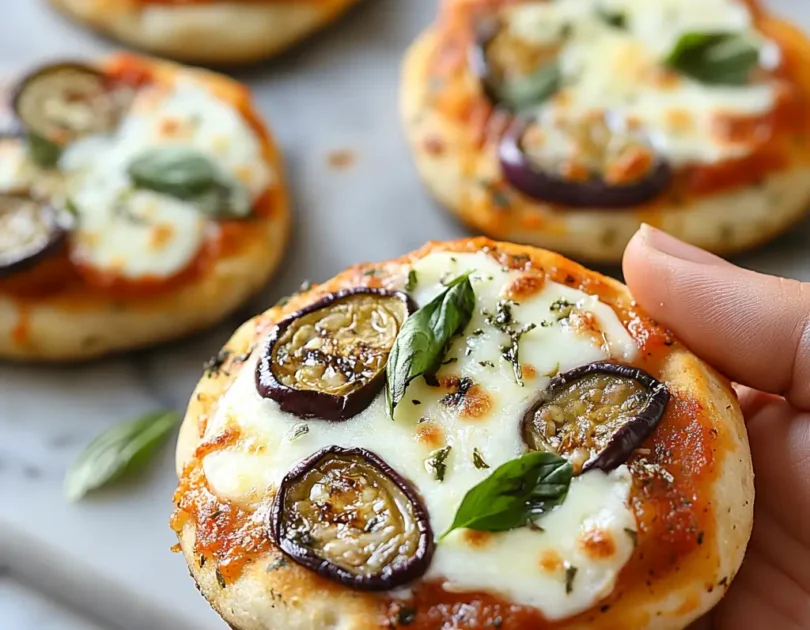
[622,225,810,411]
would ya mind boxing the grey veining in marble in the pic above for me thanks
[0,1,807,629]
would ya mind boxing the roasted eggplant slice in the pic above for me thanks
[257,288,414,421]
[13,63,128,166]
[522,362,670,473]
[500,115,672,208]
[270,446,434,590]
[470,19,562,111]
[0,195,65,278]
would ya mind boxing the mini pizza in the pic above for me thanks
[172,238,753,630]
[401,0,810,262]
[48,0,362,65]
[0,53,289,360]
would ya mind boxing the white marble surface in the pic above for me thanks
[0,1,808,629]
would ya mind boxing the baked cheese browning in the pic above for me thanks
[425,0,808,203]
[271,446,435,590]
[499,115,674,208]
[257,289,413,421]
[521,115,659,188]
[0,54,279,302]
[173,239,746,629]
[522,362,670,473]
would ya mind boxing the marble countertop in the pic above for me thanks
[0,0,808,629]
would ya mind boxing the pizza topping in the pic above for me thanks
[0,194,66,277]
[270,446,434,590]
[257,288,414,421]
[499,115,672,208]
[474,0,779,171]
[442,451,573,538]
[470,19,561,111]
[56,74,273,282]
[522,362,670,473]
[204,252,641,617]
[127,146,251,218]
[665,32,761,85]
[13,63,130,167]
[386,272,476,416]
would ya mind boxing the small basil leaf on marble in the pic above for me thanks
[495,61,561,112]
[27,132,62,168]
[128,146,218,198]
[386,272,476,416]
[665,32,760,85]
[441,451,573,538]
[65,410,179,502]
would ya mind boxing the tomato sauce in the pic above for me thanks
[0,54,280,306]
[172,464,273,584]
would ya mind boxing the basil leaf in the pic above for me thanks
[597,8,626,29]
[127,146,253,218]
[128,146,218,199]
[194,175,252,219]
[441,451,573,538]
[64,410,179,501]
[27,132,62,168]
[386,272,476,416]
[665,32,760,85]
[494,61,561,112]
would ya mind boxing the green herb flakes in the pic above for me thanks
[472,448,490,470]
[565,564,578,594]
[426,446,452,482]
[405,269,418,292]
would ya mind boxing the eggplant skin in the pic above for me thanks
[499,118,673,210]
[523,361,671,473]
[269,445,435,591]
[255,288,416,421]
[0,198,67,279]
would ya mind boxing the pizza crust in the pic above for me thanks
[400,27,810,263]
[0,56,291,361]
[48,0,361,65]
[174,238,753,630]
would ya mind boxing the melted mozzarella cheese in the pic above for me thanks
[202,252,640,620]
[60,79,273,280]
[69,188,207,279]
[507,0,776,167]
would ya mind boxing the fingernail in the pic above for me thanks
[639,224,724,265]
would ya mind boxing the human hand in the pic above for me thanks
[623,226,810,629]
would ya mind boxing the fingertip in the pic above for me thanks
[621,224,655,294]
[620,229,810,408]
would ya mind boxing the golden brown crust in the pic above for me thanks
[0,55,291,361]
[400,11,810,263]
[48,0,361,65]
[174,237,753,630]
